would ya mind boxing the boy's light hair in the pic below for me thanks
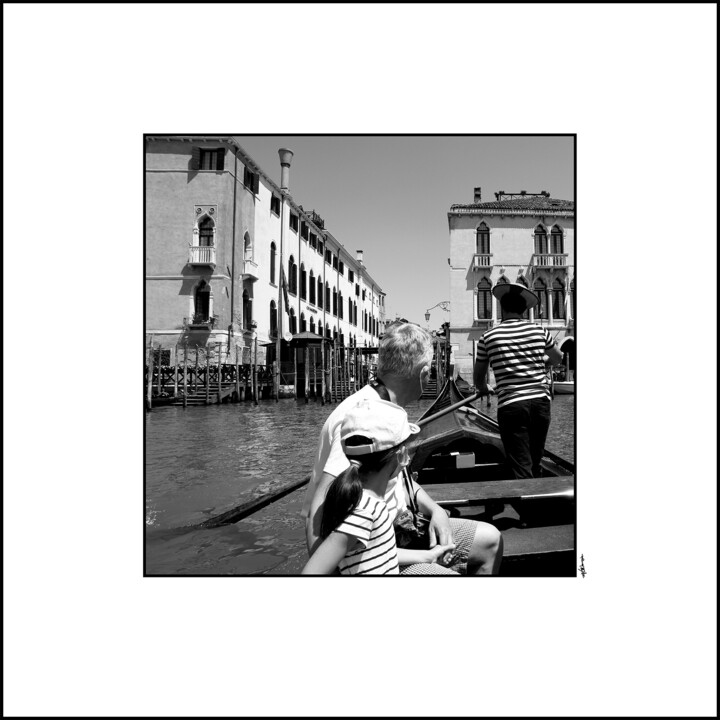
[377,322,434,379]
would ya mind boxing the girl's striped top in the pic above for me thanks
[476,319,554,408]
[336,490,400,575]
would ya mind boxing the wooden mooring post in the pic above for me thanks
[320,340,326,405]
[205,347,210,404]
[253,336,258,405]
[183,341,188,408]
[173,344,179,397]
[194,345,199,393]
[217,342,222,403]
[146,335,154,410]
[235,347,240,401]
[293,345,298,400]
[304,346,310,404]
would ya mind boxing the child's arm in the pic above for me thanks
[302,531,353,575]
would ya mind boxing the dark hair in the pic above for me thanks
[319,437,402,539]
[500,292,527,314]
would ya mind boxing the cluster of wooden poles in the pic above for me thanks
[145,337,376,410]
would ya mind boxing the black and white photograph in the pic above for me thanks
[4,4,716,718]
[144,134,576,577]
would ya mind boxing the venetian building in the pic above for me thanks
[145,136,385,365]
[446,188,575,381]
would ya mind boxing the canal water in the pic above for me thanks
[145,394,575,575]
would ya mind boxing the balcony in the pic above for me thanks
[243,259,259,281]
[184,314,217,330]
[471,253,493,270]
[532,253,567,268]
[188,245,216,268]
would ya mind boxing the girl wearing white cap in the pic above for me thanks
[302,398,455,575]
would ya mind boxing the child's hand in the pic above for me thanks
[427,543,456,566]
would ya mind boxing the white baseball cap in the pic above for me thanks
[340,398,420,456]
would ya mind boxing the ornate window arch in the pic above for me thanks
[534,224,548,255]
[197,215,215,247]
[533,278,548,318]
[552,278,565,320]
[550,225,564,255]
[476,277,492,320]
[288,256,297,295]
[476,222,490,255]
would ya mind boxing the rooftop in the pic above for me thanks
[450,190,574,215]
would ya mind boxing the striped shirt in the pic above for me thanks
[336,490,400,575]
[476,319,554,408]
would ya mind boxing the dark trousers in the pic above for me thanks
[497,397,552,479]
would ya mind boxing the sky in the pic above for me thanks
[232,135,574,327]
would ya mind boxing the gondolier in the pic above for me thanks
[473,283,563,479]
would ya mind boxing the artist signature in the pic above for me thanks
[579,554,586,578]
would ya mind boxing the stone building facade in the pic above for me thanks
[447,189,575,381]
[145,136,386,365]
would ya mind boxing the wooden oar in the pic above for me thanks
[194,474,311,529]
[416,392,482,427]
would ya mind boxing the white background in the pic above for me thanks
[4,4,716,717]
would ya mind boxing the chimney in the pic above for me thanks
[474,187,482,203]
[278,148,294,190]
[356,250,364,266]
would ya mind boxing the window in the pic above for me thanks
[290,213,299,232]
[195,148,225,171]
[325,282,331,310]
[289,308,297,335]
[317,278,324,308]
[244,232,253,261]
[270,242,276,284]
[300,264,307,300]
[332,288,337,316]
[551,225,564,255]
[198,217,214,247]
[317,240,324,256]
[339,261,344,276]
[301,222,309,241]
[194,280,210,321]
[270,300,278,338]
[243,166,259,193]
[300,313,307,333]
[495,275,508,318]
[338,291,343,319]
[310,317,316,334]
[318,321,323,338]
[348,297,353,322]
[476,222,490,254]
[533,278,548,318]
[242,290,252,328]
[353,301,357,326]
[477,277,492,319]
[309,232,317,249]
[271,195,281,216]
[362,289,366,301]
[288,256,297,295]
[348,269,354,283]
[355,284,360,297]
[517,275,530,318]
[309,270,316,304]
[333,254,338,271]
[325,249,332,264]
[534,225,548,255]
[552,278,565,320]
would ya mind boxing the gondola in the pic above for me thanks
[196,379,576,576]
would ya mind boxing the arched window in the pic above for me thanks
[552,278,565,320]
[326,324,331,339]
[194,280,211,321]
[300,263,307,300]
[300,312,307,333]
[333,327,338,342]
[340,332,345,347]
[477,277,492,319]
[288,256,297,295]
[270,242,276,284]
[317,277,324,308]
[325,282,330,310]
[517,275,529,318]
[242,289,252,328]
[289,308,297,335]
[270,300,277,338]
[534,225,548,255]
[310,317,316,334]
[533,278,548,318]
[309,270,315,304]
[332,287,338,316]
[338,292,343,319]
[550,225,564,255]
[348,296,353,321]
[476,222,490,255]
[318,321,323,338]
[353,302,357,326]
[244,232,253,261]
[199,217,214,247]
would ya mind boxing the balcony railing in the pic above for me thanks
[184,314,217,330]
[471,253,493,270]
[188,245,216,266]
[243,259,259,281]
[532,253,567,268]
